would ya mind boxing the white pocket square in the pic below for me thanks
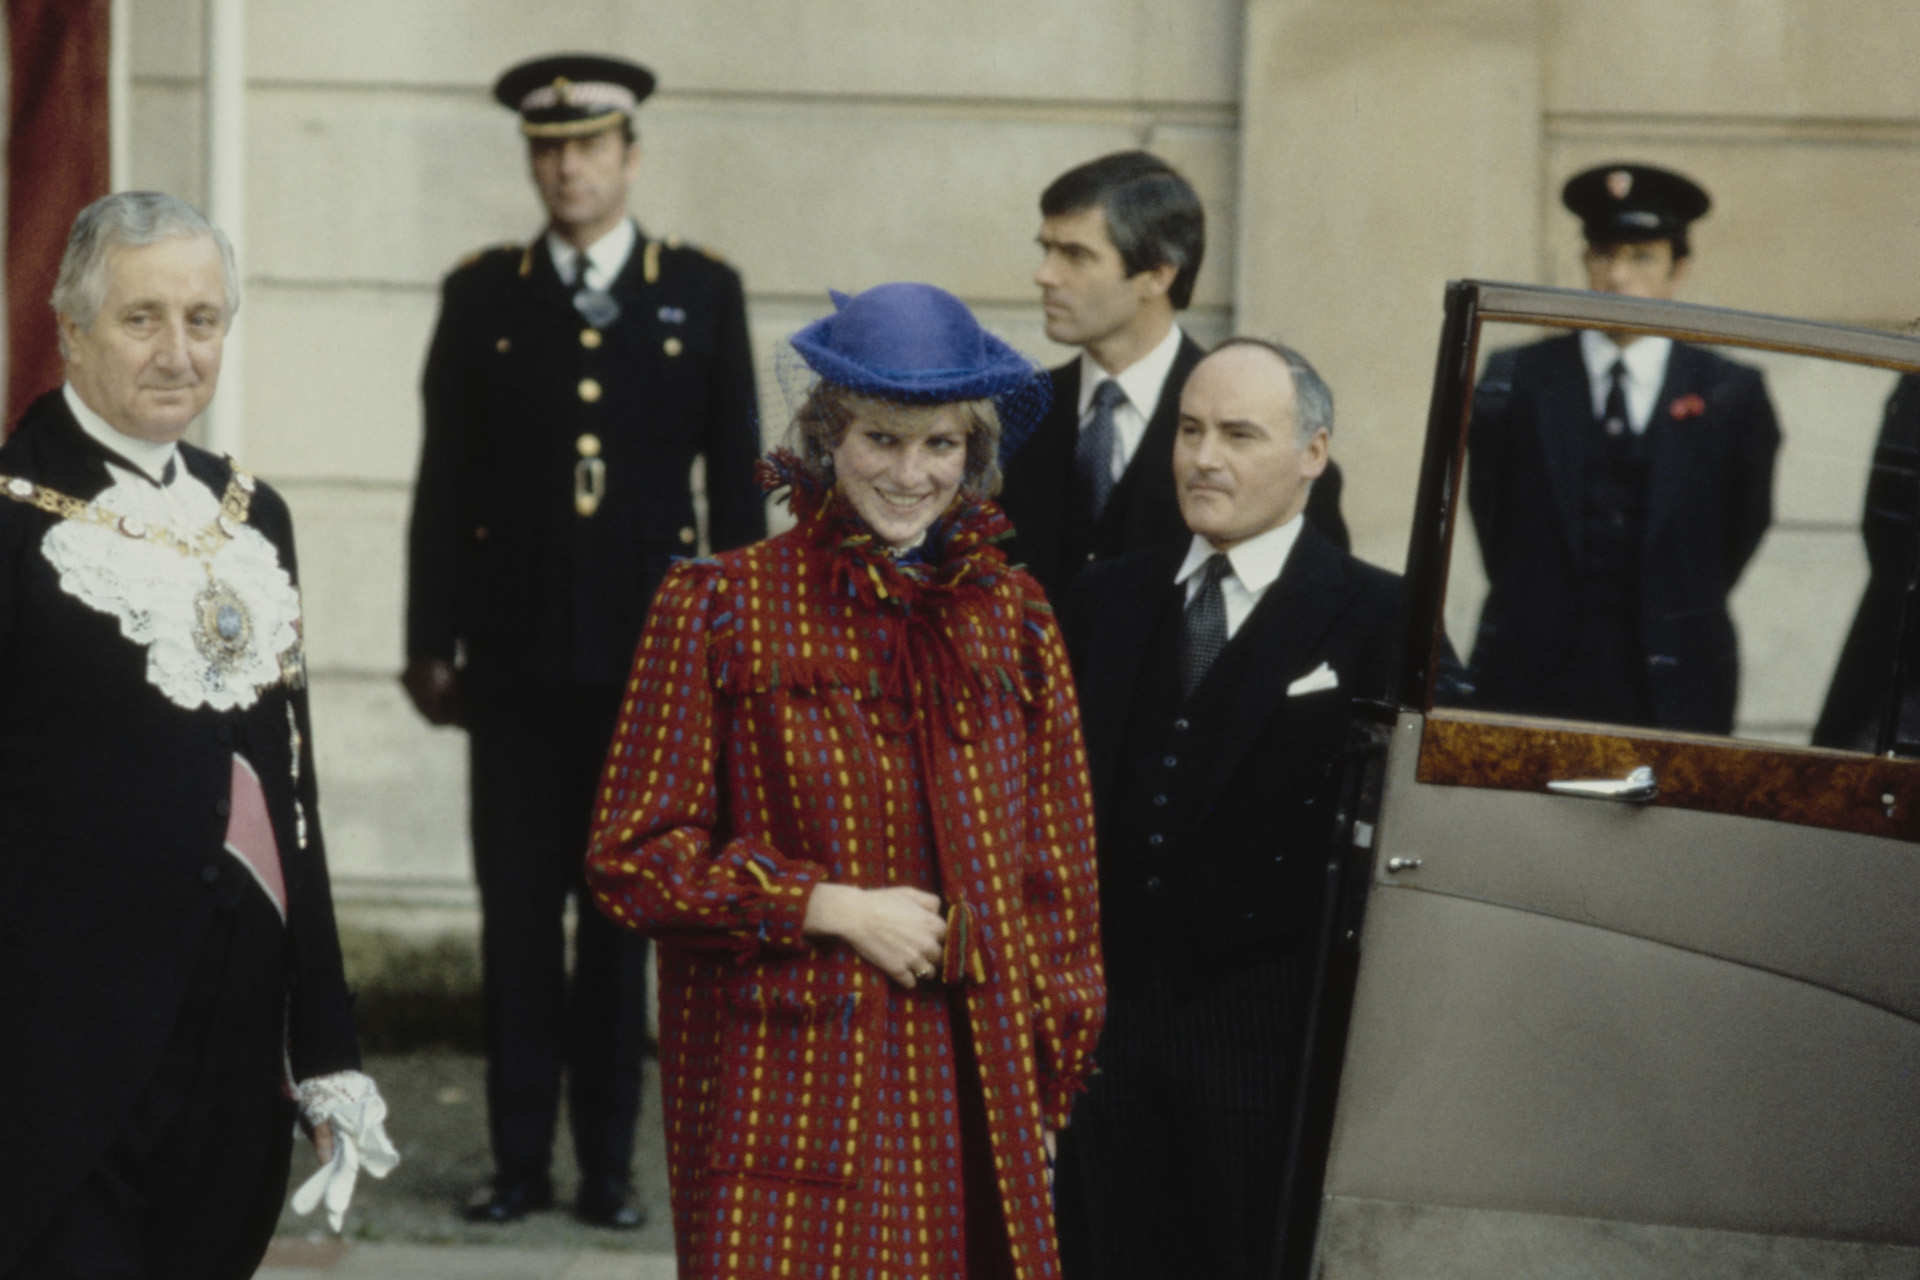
[1287,662,1340,696]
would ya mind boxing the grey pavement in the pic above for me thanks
[261,1050,677,1278]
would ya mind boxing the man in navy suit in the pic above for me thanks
[1465,163,1780,733]
[1000,151,1345,607]
[1058,340,1401,1280]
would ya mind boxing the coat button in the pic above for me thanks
[1163,755,1178,768]
[580,328,602,349]
[214,798,232,818]
[494,337,510,353]
[664,336,683,357]
[1147,833,1164,847]
[1173,718,1190,732]
[1152,794,1168,807]
[577,433,602,458]
[1146,876,1163,891]
[579,377,603,403]
[201,864,220,883]
[679,526,697,545]
[474,526,488,541]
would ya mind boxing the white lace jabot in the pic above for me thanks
[17,462,304,712]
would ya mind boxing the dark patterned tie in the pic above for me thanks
[1077,379,1127,522]
[1602,358,1629,437]
[1179,554,1232,698]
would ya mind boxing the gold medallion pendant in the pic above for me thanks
[193,578,256,674]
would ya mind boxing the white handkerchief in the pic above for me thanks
[1287,662,1340,696]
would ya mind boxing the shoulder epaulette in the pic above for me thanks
[453,242,521,272]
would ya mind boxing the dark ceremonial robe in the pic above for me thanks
[999,334,1350,607]
[1466,332,1779,733]
[1815,373,1920,750]
[404,224,767,1191]
[0,390,359,1274]
[1058,526,1401,1280]
[585,460,1104,1280]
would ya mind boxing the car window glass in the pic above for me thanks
[1441,318,1904,750]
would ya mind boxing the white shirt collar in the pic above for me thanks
[1174,512,1307,640]
[1077,322,1184,420]
[1578,329,1673,435]
[545,218,638,291]
[64,383,178,485]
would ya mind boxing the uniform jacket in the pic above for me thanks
[1466,332,1780,733]
[1063,527,1401,976]
[0,391,359,1270]
[1000,333,1351,606]
[585,461,1104,1278]
[1816,372,1920,750]
[406,225,767,692]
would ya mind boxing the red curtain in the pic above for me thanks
[6,0,110,432]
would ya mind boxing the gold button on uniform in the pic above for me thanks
[578,377,602,403]
[577,433,602,458]
[580,328,602,349]
[679,526,697,545]
[663,337,683,357]
[495,337,511,353]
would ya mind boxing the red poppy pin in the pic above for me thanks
[1669,393,1706,421]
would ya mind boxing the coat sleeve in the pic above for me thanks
[255,489,362,1080]
[586,558,824,959]
[406,271,481,662]
[1014,592,1106,1129]
[699,263,768,555]
[1722,361,1781,587]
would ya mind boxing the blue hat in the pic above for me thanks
[787,283,1049,458]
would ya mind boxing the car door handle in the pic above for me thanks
[1546,765,1658,803]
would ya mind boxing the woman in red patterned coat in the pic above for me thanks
[586,282,1105,1279]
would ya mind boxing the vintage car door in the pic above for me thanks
[1286,282,1920,1278]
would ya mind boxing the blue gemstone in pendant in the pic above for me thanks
[217,604,243,640]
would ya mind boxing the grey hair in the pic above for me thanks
[51,191,239,332]
[1211,337,1333,447]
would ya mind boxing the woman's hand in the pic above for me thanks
[804,883,946,988]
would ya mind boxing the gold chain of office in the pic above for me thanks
[0,466,257,566]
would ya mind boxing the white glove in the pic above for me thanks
[290,1070,401,1232]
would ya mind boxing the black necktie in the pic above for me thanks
[1602,359,1629,437]
[1179,554,1231,698]
[1077,380,1127,522]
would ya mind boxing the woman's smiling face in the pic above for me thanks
[832,400,971,548]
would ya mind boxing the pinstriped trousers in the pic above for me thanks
[1056,957,1299,1280]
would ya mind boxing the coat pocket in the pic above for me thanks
[707,961,868,1186]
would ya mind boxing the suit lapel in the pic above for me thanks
[1197,527,1357,817]
[1534,334,1594,565]
[1084,544,1185,801]
[1640,341,1704,556]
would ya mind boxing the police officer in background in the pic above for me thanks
[404,53,767,1228]
[1465,162,1779,733]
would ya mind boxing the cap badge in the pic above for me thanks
[1606,170,1633,201]
[553,76,573,107]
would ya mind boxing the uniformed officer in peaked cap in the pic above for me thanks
[1462,161,1780,735]
[403,52,767,1229]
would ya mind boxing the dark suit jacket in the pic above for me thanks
[1466,333,1780,733]
[0,391,360,1269]
[1000,333,1349,606]
[406,224,767,694]
[1064,526,1401,974]
[1815,373,1920,750]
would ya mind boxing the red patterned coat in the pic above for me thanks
[587,466,1105,1279]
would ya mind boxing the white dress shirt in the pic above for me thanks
[1174,513,1306,641]
[1076,323,1185,484]
[64,383,178,486]
[545,218,638,291]
[1579,329,1673,436]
